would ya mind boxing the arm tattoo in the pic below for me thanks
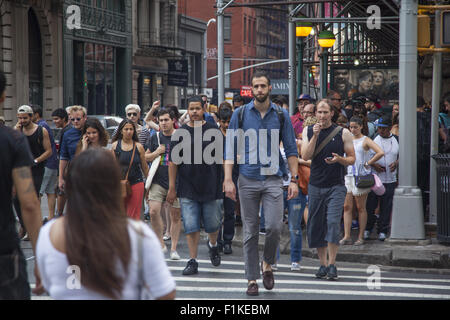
[15,167,32,180]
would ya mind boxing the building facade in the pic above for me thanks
[63,0,132,118]
[0,0,64,125]
[132,0,179,112]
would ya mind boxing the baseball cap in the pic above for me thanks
[296,94,312,101]
[17,105,33,114]
[374,115,392,127]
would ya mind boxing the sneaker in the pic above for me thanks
[315,265,329,279]
[363,230,371,240]
[21,233,30,241]
[162,245,168,254]
[144,213,150,221]
[42,217,49,225]
[291,262,301,271]
[223,243,232,255]
[378,232,387,241]
[163,234,171,241]
[259,228,266,235]
[327,264,338,280]
[207,241,221,267]
[271,264,278,271]
[170,250,180,260]
[351,220,359,230]
[182,259,198,275]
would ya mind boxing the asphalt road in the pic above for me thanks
[23,196,450,300]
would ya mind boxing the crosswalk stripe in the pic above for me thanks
[167,265,450,284]
[174,286,450,299]
[171,276,450,291]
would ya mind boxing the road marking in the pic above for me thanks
[171,276,450,291]
[174,286,450,299]
[167,265,450,284]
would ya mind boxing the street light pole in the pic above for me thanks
[390,0,425,240]
[288,5,297,116]
[217,0,224,105]
[203,18,216,91]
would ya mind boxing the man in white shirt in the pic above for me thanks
[365,115,399,241]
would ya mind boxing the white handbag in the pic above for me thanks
[145,132,161,199]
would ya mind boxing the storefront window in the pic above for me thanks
[74,42,115,115]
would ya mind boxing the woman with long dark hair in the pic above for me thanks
[35,149,175,299]
[75,118,108,155]
[340,116,384,246]
[112,119,149,220]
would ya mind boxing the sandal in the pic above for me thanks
[339,238,353,245]
[354,239,365,246]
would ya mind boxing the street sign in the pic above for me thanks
[168,59,188,87]
[240,86,252,97]
[203,88,213,98]
[442,11,450,47]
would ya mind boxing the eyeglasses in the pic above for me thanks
[127,113,138,117]
[330,98,342,101]
[302,111,314,115]
[71,118,82,122]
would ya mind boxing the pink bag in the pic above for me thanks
[371,174,386,196]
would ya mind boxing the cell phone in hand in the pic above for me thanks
[325,157,333,161]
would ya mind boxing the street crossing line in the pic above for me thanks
[171,276,450,291]
[174,286,450,299]
[166,264,450,284]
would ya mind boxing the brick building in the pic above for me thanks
[178,0,287,102]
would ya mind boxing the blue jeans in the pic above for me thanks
[288,190,307,263]
[179,198,223,234]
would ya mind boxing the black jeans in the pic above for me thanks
[365,182,397,235]
[0,249,31,300]
[218,196,236,247]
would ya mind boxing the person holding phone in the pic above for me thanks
[301,99,355,281]
[75,118,109,155]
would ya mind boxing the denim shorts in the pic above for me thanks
[179,198,223,234]
[39,168,58,195]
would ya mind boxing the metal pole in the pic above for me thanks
[297,38,303,96]
[217,0,224,105]
[288,5,297,116]
[390,0,425,240]
[429,10,442,225]
[203,19,216,92]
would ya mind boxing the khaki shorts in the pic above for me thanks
[148,183,180,208]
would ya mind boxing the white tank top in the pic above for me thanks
[347,136,371,176]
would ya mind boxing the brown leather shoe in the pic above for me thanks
[261,261,274,290]
[246,282,259,296]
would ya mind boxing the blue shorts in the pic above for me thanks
[180,198,223,234]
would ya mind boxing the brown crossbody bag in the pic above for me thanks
[120,142,136,199]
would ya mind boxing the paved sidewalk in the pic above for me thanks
[232,223,450,270]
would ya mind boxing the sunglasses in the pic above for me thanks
[71,118,82,122]
[127,113,138,117]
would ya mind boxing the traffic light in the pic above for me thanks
[418,15,430,47]
[442,11,450,47]
[310,65,317,78]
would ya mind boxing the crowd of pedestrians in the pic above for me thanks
[1,64,449,300]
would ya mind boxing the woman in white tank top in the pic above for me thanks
[340,116,384,246]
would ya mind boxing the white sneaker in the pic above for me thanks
[170,250,180,260]
[291,262,301,271]
[162,245,168,254]
[271,264,278,271]
[378,232,387,241]
[363,230,370,240]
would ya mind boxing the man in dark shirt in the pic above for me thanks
[32,105,58,221]
[145,108,182,260]
[301,99,355,281]
[167,96,223,276]
[51,108,71,217]
[0,71,44,299]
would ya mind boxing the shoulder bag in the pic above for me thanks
[145,132,161,200]
[352,164,375,189]
[120,142,136,199]
[312,126,342,159]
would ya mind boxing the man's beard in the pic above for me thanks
[254,93,269,103]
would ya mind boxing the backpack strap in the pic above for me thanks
[238,103,285,142]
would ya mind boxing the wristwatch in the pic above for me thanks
[290,175,299,184]
[33,159,38,165]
